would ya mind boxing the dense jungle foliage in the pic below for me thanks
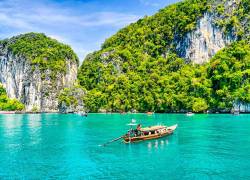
[77,0,250,112]
[208,41,250,111]
[0,84,24,111]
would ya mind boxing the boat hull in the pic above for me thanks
[0,111,16,114]
[123,124,177,143]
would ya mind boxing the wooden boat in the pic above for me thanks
[123,124,178,143]
[77,111,88,117]
[0,111,16,114]
[146,112,154,115]
[186,112,194,116]
[99,120,177,146]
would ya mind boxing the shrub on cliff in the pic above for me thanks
[58,85,86,113]
[0,84,25,111]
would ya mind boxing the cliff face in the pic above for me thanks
[233,102,250,113]
[0,33,78,112]
[175,13,235,64]
[175,0,244,64]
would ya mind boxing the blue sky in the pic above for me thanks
[0,0,181,61]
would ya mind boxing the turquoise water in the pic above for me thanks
[0,113,250,179]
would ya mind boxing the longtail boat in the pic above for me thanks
[123,124,178,143]
[99,119,178,146]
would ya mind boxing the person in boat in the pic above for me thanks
[134,124,142,136]
[137,124,142,131]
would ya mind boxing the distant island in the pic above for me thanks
[0,0,250,113]
[0,33,79,113]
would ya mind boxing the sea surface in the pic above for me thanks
[0,113,250,179]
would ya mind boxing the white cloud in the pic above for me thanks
[0,0,180,61]
[0,1,139,29]
[0,0,141,61]
[47,34,69,44]
[78,12,139,27]
[0,13,31,29]
[47,34,93,61]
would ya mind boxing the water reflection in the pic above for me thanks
[0,115,23,151]
[27,114,42,128]
[26,114,42,146]
[1,114,23,130]
[147,142,152,149]
[0,114,44,150]
[147,139,169,151]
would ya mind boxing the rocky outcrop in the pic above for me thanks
[233,102,250,113]
[175,13,235,64]
[0,34,78,112]
[58,86,85,113]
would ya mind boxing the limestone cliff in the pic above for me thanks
[175,0,245,64]
[233,102,250,113]
[175,13,235,64]
[0,33,78,112]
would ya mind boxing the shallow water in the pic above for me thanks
[0,113,250,179]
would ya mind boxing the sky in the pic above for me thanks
[0,0,181,62]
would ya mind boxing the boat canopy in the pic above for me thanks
[141,125,166,132]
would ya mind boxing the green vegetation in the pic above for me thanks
[0,84,25,111]
[78,0,250,113]
[59,85,85,108]
[58,84,85,112]
[0,32,79,79]
[213,0,250,38]
[79,53,212,112]
[208,41,250,111]
[31,106,39,113]
[101,0,208,56]
[78,0,210,89]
